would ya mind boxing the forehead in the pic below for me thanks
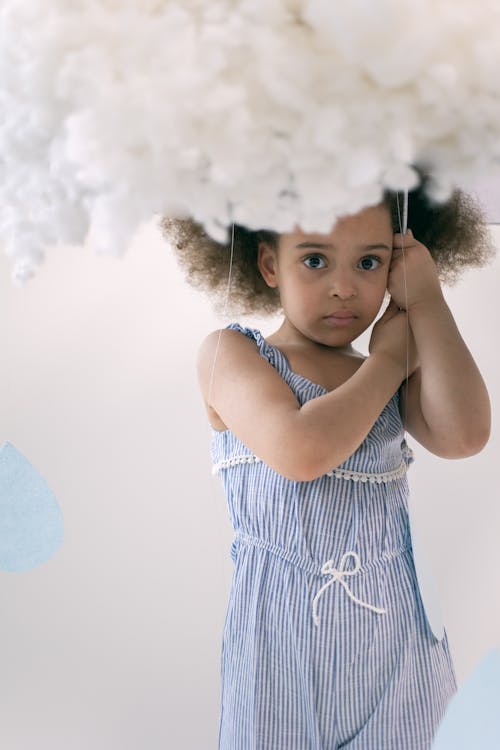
[280,204,392,250]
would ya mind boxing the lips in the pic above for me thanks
[325,311,358,319]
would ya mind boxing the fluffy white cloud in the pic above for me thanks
[1,0,499,283]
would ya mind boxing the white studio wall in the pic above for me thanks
[0,217,498,749]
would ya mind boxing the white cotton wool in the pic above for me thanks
[1,0,500,284]
[303,0,449,88]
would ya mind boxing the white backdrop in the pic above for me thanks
[0,218,498,749]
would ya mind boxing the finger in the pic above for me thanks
[393,232,415,246]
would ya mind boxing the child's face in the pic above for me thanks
[258,202,393,349]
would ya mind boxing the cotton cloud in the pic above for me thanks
[0,0,499,284]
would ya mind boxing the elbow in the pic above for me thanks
[290,465,317,483]
[463,427,491,456]
[296,461,342,483]
[464,402,492,455]
[278,454,321,483]
[460,415,491,456]
[280,441,334,482]
[297,454,327,482]
[287,467,321,483]
[280,412,344,482]
[440,428,491,459]
[297,469,325,483]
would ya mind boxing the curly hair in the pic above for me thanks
[158,169,496,317]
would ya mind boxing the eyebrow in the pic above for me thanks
[294,242,392,252]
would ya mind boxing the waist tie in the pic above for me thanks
[311,551,386,627]
[232,533,411,627]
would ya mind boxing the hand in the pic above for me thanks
[369,297,419,378]
[388,229,443,311]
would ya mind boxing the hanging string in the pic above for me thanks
[207,220,235,410]
[395,189,409,434]
[205,217,236,596]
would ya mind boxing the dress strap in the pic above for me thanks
[223,323,290,380]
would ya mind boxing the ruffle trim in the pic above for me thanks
[212,447,414,482]
[212,454,262,475]
[324,458,409,483]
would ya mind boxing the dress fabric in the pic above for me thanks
[210,323,458,750]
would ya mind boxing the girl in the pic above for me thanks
[161,172,494,749]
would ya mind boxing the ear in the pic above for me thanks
[257,241,279,288]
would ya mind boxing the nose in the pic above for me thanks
[328,270,357,299]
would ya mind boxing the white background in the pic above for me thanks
[0,205,499,749]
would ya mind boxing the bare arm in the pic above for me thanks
[199,329,405,482]
[295,352,405,480]
[407,295,491,454]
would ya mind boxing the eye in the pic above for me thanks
[359,255,383,271]
[303,255,326,269]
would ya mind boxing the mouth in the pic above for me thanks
[323,314,357,327]
[324,312,358,319]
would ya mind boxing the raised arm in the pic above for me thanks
[405,295,491,455]
[198,329,405,482]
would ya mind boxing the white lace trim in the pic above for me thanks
[212,447,414,482]
[324,459,409,483]
[212,454,262,474]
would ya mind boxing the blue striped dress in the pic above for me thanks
[210,323,458,749]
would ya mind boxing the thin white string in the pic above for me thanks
[207,221,235,409]
[205,219,236,599]
[395,190,409,433]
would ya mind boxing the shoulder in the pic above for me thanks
[199,324,260,346]
[197,327,258,364]
[196,328,305,478]
[196,327,260,400]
